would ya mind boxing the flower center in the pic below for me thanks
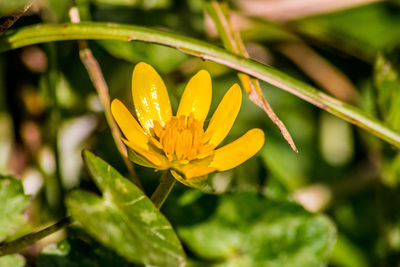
[150,113,214,163]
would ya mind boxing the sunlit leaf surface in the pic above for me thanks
[0,254,25,267]
[0,176,30,241]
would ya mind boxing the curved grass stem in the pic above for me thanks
[0,22,399,148]
[0,217,72,256]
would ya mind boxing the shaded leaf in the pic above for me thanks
[178,192,336,267]
[329,233,368,267]
[38,238,134,267]
[260,142,308,190]
[0,0,28,17]
[374,48,400,132]
[263,175,290,200]
[0,176,30,241]
[374,48,400,186]
[381,153,400,186]
[97,40,187,73]
[91,0,171,9]
[66,150,185,266]
[295,3,400,62]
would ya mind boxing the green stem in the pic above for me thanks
[1,22,399,148]
[151,172,176,209]
[0,217,72,256]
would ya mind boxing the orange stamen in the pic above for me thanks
[152,113,214,162]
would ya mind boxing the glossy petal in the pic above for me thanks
[111,99,149,150]
[177,70,212,121]
[182,164,217,179]
[209,128,265,171]
[205,84,242,147]
[132,62,172,133]
[123,139,169,169]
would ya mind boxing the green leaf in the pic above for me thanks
[0,176,30,241]
[231,157,265,193]
[374,48,400,132]
[91,0,171,9]
[0,255,25,267]
[381,152,400,186]
[66,150,185,266]
[374,48,400,186]
[178,192,336,267]
[261,142,308,190]
[0,0,29,17]
[329,234,368,267]
[295,3,400,61]
[38,238,134,267]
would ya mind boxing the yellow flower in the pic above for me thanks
[111,62,265,182]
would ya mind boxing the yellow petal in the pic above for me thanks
[182,164,216,179]
[111,99,149,150]
[123,138,169,169]
[132,62,172,133]
[205,83,242,147]
[177,70,212,121]
[209,128,265,171]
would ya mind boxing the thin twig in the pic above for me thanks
[151,172,176,209]
[208,1,298,152]
[0,0,35,35]
[68,7,142,190]
[0,217,72,256]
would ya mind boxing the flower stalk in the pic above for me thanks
[151,172,176,209]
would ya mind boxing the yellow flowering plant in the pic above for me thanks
[111,62,265,184]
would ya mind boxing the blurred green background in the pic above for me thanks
[1,0,400,266]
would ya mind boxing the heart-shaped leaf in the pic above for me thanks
[66,150,185,266]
